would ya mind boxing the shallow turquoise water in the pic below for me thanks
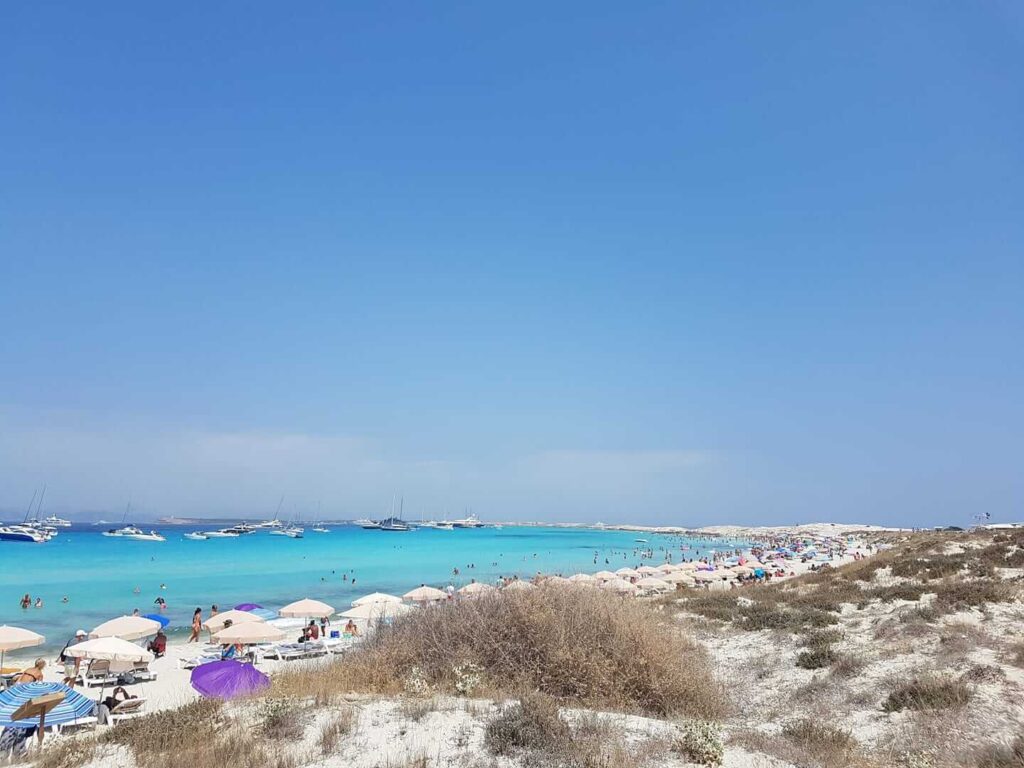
[0,525,746,652]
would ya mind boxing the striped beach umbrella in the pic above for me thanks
[0,683,95,729]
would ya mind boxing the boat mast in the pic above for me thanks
[22,489,38,523]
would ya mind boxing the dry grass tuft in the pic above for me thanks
[971,733,1024,768]
[781,719,858,767]
[33,738,97,768]
[274,585,725,718]
[317,707,356,753]
[882,675,971,713]
[484,693,573,760]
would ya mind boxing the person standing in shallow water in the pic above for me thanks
[188,607,202,642]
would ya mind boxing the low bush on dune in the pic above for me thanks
[971,733,1024,768]
[103,698,300,768]
[882,675,971,713]
[273,584,726,718]
[33,738,96,768]
[780,719,857,767]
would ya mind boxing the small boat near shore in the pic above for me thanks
[184,531,208,540]
[103,525,166,541]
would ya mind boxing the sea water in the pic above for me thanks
[0,525,747,653]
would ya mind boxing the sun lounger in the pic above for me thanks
[80,660,119,688]
[262,643,307,661]
[107,697,147,724]
[178,653,221,670]
[130,661,157,682]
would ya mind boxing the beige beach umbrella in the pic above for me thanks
[213,622,287,644]
[615,567,641,578]
[403,585,447,603]
[592,570,617,582]
[340,602,413,621]
[567,573,595,583]
[636,566,661,576]
[677,562,701,571]
[601,578,641,595]
[279,598,335,619]
[661,571,696,584]
[636,577,672,592]
[204,609,265,632]
[458,582,497,596]
[503,579,536,591]
[90,615,162,641]
[0,625,44,672]
[66,636,153,664]
[655,564,677,574]
[352,592,402,607]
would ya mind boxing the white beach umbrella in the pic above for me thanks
[340,602,413,621]
[204,610,265,632]
[636,566,661,576]
[66,637,153,665]
[279,599,335,619]
[351,592,402,607]
[601,578,641,595]
[661,571,696,584]
[567,573,595,583]
[655,564,677,574]
[403,586,447,603]
[213,622,287,644]
[615,567,641,579]
[458,582,497,596]
[592,571,618,582]
[0,626,44,671]
[90,616,162,641]
[677,562,701,571]
[503,580,536,591]
[636,577,672,592]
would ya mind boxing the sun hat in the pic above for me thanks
[75,629,86,637]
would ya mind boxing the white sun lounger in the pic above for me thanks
[107,697,147,724]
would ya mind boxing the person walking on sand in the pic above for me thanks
[188,607,202,643]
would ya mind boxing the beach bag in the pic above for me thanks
[117,671,137,686]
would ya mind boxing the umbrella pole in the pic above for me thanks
[38,710,46,744]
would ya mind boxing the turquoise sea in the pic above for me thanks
[0,524,747,654]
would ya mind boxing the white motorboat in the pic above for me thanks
[0,525,50,543]
[451,513,483,528]
[184,531,208,540]
[282,526,304,538]
[312,526,329,533]
[103,525,165,541]
[355,519,381,529]
[40,514,72,528]
[204,529,240,538]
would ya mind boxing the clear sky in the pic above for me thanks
[1,3,1021,527]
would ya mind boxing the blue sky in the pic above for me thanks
[1,3,1022,526]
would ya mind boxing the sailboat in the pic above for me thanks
[311,502,329,533]
[270,508,304,538]
[0,490,52,543]
[255,497,287,529]
[379,496,411,532]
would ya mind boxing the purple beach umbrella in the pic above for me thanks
[234,603,263,612]
[190,660,270,699]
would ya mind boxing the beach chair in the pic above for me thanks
[299,640,329,658]
[107,698,147,725]
[130,661,158,682]
[263,643,306,661]
[81,659,119,688]
[178,653,220,670]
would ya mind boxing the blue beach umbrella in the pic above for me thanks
[0,682,96,729]
[142,613,170,628]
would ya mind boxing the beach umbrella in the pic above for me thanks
[0,682,95,741]
[592,571,617,582]
[601,578,641,595]
[212,623,286,645]
[351,592,402,607]
[567,573,595,583]
[204,610,265,632]
[655,564,678,573]
[340,602,413,621]
[278,598,335,619]
[636,566,661,576]
[190,660,270,699]
[0,626,44,674]
[402,586,446,603]
[677,562,700,571]
[503,580,536,591]
[66,637,154,665]
[636,577,672,592]
[90,615,161,641]
[615,568,641,578]
[661,571,695,584]
[65,638,153,702]
[141,613,170,628]
[234,603,263,612]
[457,582,496,596]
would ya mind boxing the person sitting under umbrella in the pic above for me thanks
[146,630,166,658]
[14,659,45,684]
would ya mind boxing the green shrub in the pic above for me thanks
[674,720,724,767]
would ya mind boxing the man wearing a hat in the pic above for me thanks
[58,629,87,686]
